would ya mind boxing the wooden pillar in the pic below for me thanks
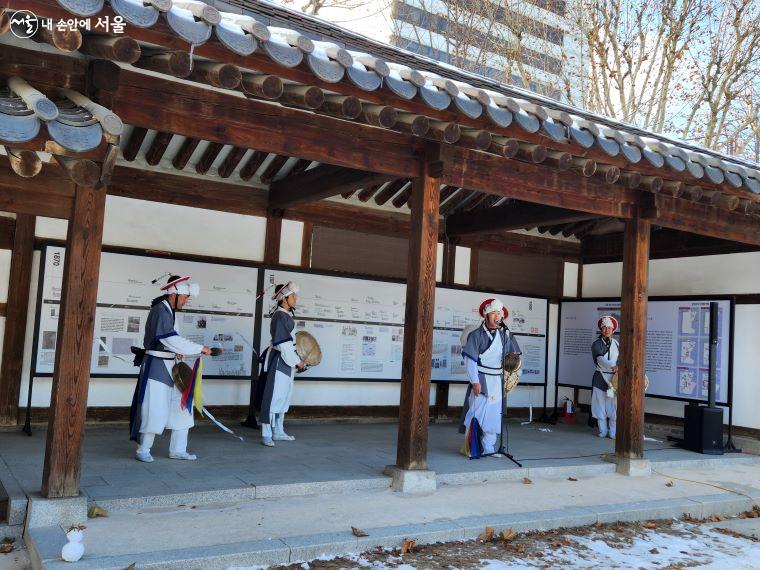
[41,185,106,498]
[263,213,282,265]
[300,222,313,268]
[0,215,36,426]
[434,237,457,419]
[396,145,441,470]
[615,212,650,461]
[468,249,479,286]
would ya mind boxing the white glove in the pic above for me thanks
[606,387,615,398]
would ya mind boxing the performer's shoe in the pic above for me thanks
[490,452,505,458]
[272,433,295,441]
[608,434,616,439]
[169,452,197,461]
[261,438,275,447]
[135,450,154,463]
[598,432,608,438]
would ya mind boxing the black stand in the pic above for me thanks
[481,389,522,467]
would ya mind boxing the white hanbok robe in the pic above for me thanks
[139,301,205,435]
[463,328,505,453]
[591,336,619,436]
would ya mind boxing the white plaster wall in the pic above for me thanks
[453,247,470,285]
[279,220,304,266]
[581,252,760,429]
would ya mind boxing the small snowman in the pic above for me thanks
[62,525,86,563]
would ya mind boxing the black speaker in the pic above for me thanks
[683,403,724,455]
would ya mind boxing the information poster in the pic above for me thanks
[34,246,259,378]
[557,298,731,403]
[260,269,548,384]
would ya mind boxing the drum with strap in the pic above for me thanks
[610,371,649,395]
[171,361,193,393]
[295,331,322,373]
[503,353,522,394]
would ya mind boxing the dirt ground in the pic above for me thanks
[274,507,760,570]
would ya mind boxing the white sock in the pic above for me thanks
[261,414,274,439]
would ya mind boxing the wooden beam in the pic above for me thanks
[0,215,34,426]
[79,35,141,63]
[300,222,313,268]
[441,146,636,219]
[396,144,441,470]
[469,248,479,286]
[217,147,247,179]
[582,228,760,263]
[441,237,457,285]
[264,215,282,265]
[653,194,760,246]
[107,166,267,217]
[0,165,74,219]
[615,210,650,463]
[447,201,599,236]
[90,61,422,178]
[458,231,580,260]
[42,184,106,497]
[269,165,391,209]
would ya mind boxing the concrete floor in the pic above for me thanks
[0,419,746,503]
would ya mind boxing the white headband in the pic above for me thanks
[600,316,615,329]
[162,276,200,297]
[480,298,504,317]
[273,281,299,302]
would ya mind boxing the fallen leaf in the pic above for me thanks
[522,477,533,485]
[500,529,517,542]
[0,538,12,545]
[478,527,494,542]
[401,538,415,555]
[709,515,726,522]
[125,564,136,570]
[650,548,660,554]
[351,526,368,537]
[567,477,578,482]
[0,545,13,554]
[665,481,674,487]
[87,505,108,519]
[644,521,657,529]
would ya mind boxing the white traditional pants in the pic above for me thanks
[591,387,616,437]
[138,378,194,453]
[464,374,503,454]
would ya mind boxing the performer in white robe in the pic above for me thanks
[129,275,212,462]
[461,298,521,455]
[591,315,619,438]
[254,282,305,447]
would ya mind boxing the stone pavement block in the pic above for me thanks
[438,467,528,486]
[355,520,465,551]
[528,463,616,480]
[284,531,359,563]
[24,494,87,530]
[687,493,754,519]
[454,507,597,539]
[256,477,389,499]
[95,485,258,513]
[586,498,702,523]
[25,525,67,569]
[42,538,292,570]
[386,467,437,494]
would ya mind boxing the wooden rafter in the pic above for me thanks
[269,165,391,209]
[447,200,599,236]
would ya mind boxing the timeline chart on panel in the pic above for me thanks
[557,298,732,404]
[260,269,548,385]
[34,246,259,378]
